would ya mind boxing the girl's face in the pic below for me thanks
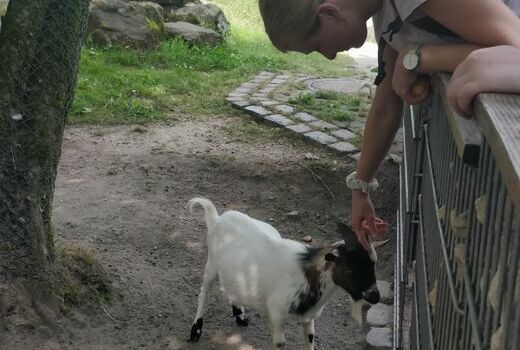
[283,2,367,60]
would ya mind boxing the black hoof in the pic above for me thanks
[189,318,203,342]
[232,305,249,327]
[236,315,249,327]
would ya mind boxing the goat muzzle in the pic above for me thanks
[362,285,380,304]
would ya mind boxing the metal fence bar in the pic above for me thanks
[503,213,520,350]
[396,75,519,350]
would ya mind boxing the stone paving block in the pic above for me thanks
[309,120,338,130]
[286,123,312,134]
[303,131,338,145]
[306,77,366,94]
[367,303,392,327]
[240,82,256,88]
[250,97,268,102]
[349,120,366,131]
[258,71,274,77]
[244,105,271,118]
[394,128,404,143]
[259,87,275,94]
[252,78,267,84]
[271,78,287,84]
[260,100,281,107]
[233,88,252,94]
[231,100,251,109]
[265,114,294,127]
[365,327,392,349]
[387,152,402,164]
[332,129,356,141]
[294,112,317,122]
[329,142,357,154]
[252,93,268,98]
[228,92,248,98]
[377,280,393,304]
[274,104,295,114]
[226,96,244,102]
[333,120,350,128]
[390,143,403,154]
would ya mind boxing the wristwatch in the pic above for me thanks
[346,171,379,194]
[403,45,422,71]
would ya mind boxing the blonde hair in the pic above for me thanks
[259,0,323,51]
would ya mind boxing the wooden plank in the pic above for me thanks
[434,74,482,166]
[474,93,520,209]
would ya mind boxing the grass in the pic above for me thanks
[54,244,112,306]
[288,89,371,123]
[71,0,355,124]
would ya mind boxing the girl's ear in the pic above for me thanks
[316,3,342,19]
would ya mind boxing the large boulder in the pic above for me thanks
[165,3,229,36]
[164,21,222,47]
[136,0,199,7]
[0,0,8,15]
[88,0,164,49]
[0,0,9,28]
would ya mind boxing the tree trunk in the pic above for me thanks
[0,0,90,281]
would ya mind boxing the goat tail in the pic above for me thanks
[188,197,219,230]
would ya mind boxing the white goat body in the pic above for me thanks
[188,197,378,349]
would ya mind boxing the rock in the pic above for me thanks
[164,21,222,46]
[286,211,299,217]
[365,327,392,349]
[303,235,312,243]
[304,153,320,160]
[165,3,230,36]
[89,0,164,49]
[366,303,392,326]
[0,0,8,16]
[136,0,199,7]
[0,0,8,30]
[387,153,402,164]
[376,280,393,303]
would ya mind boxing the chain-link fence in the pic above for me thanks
[0,0,90,281]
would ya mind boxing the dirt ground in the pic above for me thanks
[2,114,398,350]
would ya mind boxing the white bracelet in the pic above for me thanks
[345,171,379,194]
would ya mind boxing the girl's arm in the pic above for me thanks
[394,0,520,104]
[351,43,403,250]
[420,0,520,48]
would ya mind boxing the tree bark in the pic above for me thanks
[0,0,90,281]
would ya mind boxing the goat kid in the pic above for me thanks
[188,197,380,349]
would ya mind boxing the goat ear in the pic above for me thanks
[325,250,339,262]
[337,222,359,252]
[372,239,390,249]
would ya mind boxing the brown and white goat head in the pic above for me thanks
[325,223,380,305]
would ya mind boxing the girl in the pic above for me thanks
[259,0,520,250]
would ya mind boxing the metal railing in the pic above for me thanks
[394,74,520,350]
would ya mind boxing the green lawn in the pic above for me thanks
[71,0,354,124]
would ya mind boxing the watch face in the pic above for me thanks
[404,53,419,70]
